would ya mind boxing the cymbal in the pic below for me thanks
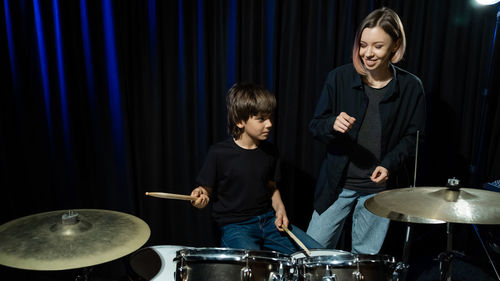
[364,197,445,224]
[365,187,500,224]
[0,209,150,270]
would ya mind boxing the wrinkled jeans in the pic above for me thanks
[221,211,324,254]
[306,188,389,254]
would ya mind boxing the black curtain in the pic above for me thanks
[1,0,499,279]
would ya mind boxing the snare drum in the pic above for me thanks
[292,249,395,281]
[129,245,190,281]
[174,248,294,281]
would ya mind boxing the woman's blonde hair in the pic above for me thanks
[352,7,406,75]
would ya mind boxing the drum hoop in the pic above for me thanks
[174,247,292,265]
[356,254,396,264]
[293,249,356,266]
[297,258,357,267]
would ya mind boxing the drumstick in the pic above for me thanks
[145,192,197,201]
[282,225,311,256]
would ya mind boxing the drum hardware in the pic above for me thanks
[0,209,150,273]
[352,256,362,281]
[177,251,188,281]
[269,262,286,281]
[472,224,500,281]
[75,267,93,281]
[240,251,253,281]
[365,182,500,280]
[392,262,409,281]
[351,270,362,281]
[322,265,337,281]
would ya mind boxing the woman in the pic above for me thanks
[306,7,426,254]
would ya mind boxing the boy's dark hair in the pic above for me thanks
[227,83,276,139]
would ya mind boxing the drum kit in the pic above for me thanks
[1,185,499,281]
[128,246,397,280]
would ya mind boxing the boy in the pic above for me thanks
[191,83,321,254]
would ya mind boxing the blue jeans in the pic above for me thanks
[306,188,389,254]
[221,211,324,254]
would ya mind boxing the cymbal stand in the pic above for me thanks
[472,224,500,280]
[393,224,411,281]
[438,223,453,281]
[75,267,93,281]
[393,131,420,281]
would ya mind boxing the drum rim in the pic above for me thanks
[293,249,357,267]
[174,247,292,264]
[291,249,353,257]
[296,257,357,267]
[356,254,396,264]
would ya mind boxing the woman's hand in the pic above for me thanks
[333,112,356,133]
[371,166,389,184]
[190,186,210,209]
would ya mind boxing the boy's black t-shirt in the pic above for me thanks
[196,138,281,226]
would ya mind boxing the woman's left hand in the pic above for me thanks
[371,166,389,184]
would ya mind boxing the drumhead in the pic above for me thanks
[175,247,292,264]
[130,245,189,281]
[292,249,357,267]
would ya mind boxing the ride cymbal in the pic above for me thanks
[365,187,500,224]
[364,197,445,224]
[0,209,150,270]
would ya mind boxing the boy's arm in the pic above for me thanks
[269,181,289,231]
[190,186,212,209]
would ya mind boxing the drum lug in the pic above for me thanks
[177,265,189,281]
[269,272,282,281]
[392,262,410,281]
[352,270,364,281]
[322,265,338,281]
[290,266,299,281]
[241,266,253,281]
[269,262,285,281]
[322,274,338,281]
[303,273,312,281]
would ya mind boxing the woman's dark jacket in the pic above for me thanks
[310,63,426,214]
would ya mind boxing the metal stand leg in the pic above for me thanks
[438,223,453,281]
[472,224,500,281]
[393,223,412,281]
[75,267,92,281]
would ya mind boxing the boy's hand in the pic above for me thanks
[274,209,289,232]
[190,186,210,209]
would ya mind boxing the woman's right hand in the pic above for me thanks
[190,186,210,209]
[333,112,356,133]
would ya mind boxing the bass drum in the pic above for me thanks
[174,247,294,281]
[292,249,395,281]
[129,245,190,281]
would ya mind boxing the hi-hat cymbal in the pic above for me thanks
[0,209,150,270]
[364,197,445,224]
[366,187,500,224]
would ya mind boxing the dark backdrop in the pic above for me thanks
[1,0,499,279]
